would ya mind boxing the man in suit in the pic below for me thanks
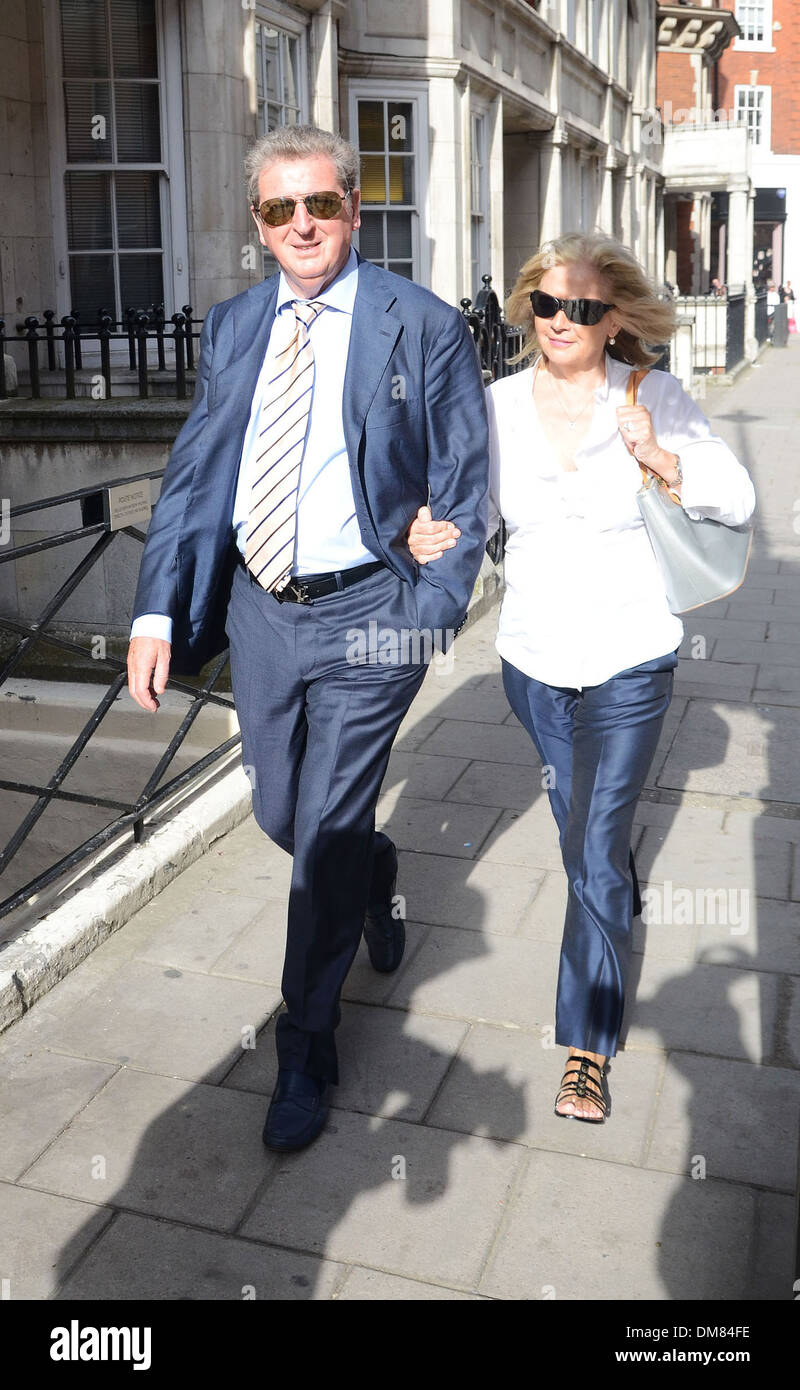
[127,125,488,1152]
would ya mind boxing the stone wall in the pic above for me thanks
[0,401,188,651]
[0,0,55,320]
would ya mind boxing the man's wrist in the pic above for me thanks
[130,614,173,643]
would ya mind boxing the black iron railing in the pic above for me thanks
[3,278,521,403]
[675,289,749,374]
[725,290,746,371]
[0,305,202,401]
[754,289,769,345]
[0,472,239,924]
[460,275,523,382]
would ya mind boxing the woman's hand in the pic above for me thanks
[616,404,680,486]
[407,505,461,564]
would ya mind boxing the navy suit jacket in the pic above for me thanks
[132,255,490,675]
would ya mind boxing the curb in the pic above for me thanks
[0,760,253,1035]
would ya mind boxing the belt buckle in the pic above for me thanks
[274,576,311,604]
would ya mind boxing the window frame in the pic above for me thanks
[44,0,188,321]
[254,1,310,136]
[734,83,772,150]
[347,80,431,288]
[469,107,490,301]
[733,1,775,53]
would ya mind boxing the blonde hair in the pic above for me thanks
[506,233,677,368]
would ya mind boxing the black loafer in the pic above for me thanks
[363,842,404,973]
[262,1069,330,1152]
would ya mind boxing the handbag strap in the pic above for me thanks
[626,366,681,503]
[625,368,651,489]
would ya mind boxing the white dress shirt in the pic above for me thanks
[130,247,376,643]
[489,353,756,690]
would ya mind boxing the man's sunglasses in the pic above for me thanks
[530,289,615,326]
[252,190,351,227]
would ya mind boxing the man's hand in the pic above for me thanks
[127,637,171,712]
[407,505,461,565]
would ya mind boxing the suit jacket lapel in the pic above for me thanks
[206,276,278,415]
[341,261,402,557]
[343,260,402,442]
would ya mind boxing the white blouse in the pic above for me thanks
[487,352,756,690]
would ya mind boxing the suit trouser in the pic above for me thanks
[501,649,677,1058]
[225,560,429,1084]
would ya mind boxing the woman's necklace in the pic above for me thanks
[544,366,598,428]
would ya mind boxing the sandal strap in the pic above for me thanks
[556,1057,609,1113]
[565,1055,605,1078]
[555,1078,609,1115]
[556,1076,608,1101]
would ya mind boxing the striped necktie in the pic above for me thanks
[244,298,325,592]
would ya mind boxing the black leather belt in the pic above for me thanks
[238,554,385,603]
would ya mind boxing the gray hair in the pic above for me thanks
[244,125,360,204]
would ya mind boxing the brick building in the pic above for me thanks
[656,1,799,294]
[715,0,800,290]
[656,2,746,298]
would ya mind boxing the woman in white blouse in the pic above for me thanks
[408,233,755,1123]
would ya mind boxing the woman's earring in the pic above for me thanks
[608,335,616,345]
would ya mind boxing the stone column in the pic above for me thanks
[539,119,567,244]
[599,154,614,236]
[427,75,463,303]
[745,188,758,359]
[727,181,750,292]
[309,3,340,133]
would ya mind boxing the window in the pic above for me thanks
[470,112,489,300]
[255,21,303,133]
[59,0,165,320]
[253,14,308,278]
[355,99,418,281]
[735,2,772,48]
[735,85,771,148]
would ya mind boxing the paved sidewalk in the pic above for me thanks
[1,345,799,1301]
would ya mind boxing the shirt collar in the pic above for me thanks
[276,246,359,316]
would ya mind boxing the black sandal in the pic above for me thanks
[554,1054,610,1124]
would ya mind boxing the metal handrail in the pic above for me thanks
[0,470,239,924]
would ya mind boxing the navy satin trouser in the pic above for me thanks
[501,650,678,1058]
[225,560,429,1085]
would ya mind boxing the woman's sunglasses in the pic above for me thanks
[530,289,615,326]
[252,190,351,227]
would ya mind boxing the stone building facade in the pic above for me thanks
[0,0,664,333]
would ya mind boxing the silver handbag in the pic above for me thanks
[628,369,753,614]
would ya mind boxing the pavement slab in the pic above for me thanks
[20,1068,272,1233]
[55,1210,345,1301]
[478,1152,757,1301]
[238,1108,524,1288]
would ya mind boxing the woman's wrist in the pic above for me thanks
[647,447,682,487]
